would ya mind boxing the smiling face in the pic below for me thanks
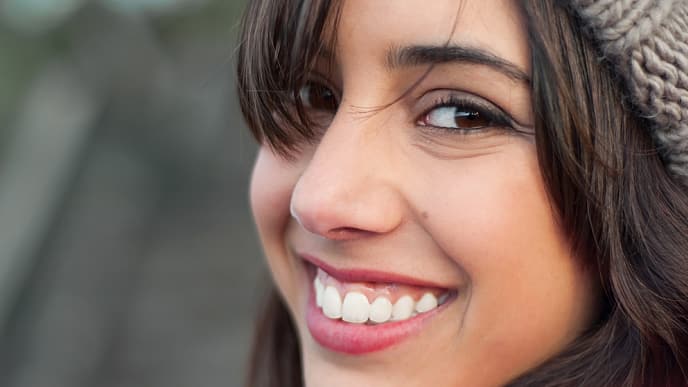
[249,0,600,386]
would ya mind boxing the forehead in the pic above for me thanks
[332,0,530,75]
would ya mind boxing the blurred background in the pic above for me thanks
[0,1,264,386]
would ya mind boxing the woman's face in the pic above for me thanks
[250,0,600,386]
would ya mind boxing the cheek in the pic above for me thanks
[250,150,293,236]
[416,147,598,376]
[250,148,302,297]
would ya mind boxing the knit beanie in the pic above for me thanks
[569,0,688,186]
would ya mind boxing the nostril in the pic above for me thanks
[325,227,377,241]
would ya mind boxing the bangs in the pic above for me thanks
[237,0,341,157]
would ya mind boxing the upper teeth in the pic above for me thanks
[314,276,447,324]
[369,297,393,323]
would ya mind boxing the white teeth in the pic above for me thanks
[341,292,370,323]
[322,286,342,319]
[415,292,438,313]
[369,297,393,323]
[391,295,415,321]
[313,275,449,324]
[314,277,324,307]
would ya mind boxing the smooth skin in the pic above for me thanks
[250,0,600,386]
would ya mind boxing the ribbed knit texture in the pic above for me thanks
[570,0,688,185]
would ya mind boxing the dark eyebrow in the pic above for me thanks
[385,44,530,84]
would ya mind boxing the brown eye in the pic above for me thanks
[454,110,491,129]
[300,81,339,112]
[423,106,491,130]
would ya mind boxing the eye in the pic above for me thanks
[424,106,490,129]
[417,96,511,132]
[299,80,339,112]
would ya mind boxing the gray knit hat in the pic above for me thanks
[570,0,688,185]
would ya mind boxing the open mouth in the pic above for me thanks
[302,255,457,354]
[313,266,452,324]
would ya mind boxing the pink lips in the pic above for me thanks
[301,254,450,288]
[302,254,453,355]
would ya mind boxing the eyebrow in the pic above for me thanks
[385,44,530,84]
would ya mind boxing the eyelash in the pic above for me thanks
[416,95,514,135]
[296,81,523,136]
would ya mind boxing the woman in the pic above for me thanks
[237,0,688,386]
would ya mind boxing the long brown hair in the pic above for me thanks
[237,1,688,385]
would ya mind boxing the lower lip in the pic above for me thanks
[305,282,451,355]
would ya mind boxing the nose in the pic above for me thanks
[289,116,404,240]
